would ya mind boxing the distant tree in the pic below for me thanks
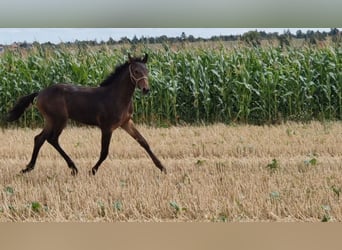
[330,28,341,44]
[108,37,115,45]
[277,30,292,48]
[148,37,156,44]
[269,32,279,39]
[278,34,290,48]
[188,35,195,42]
[119,36,130,44]
[132,35,139,44]
[19,41,29,48]
[241,31,261,47]
[32,41,40,48]
[140,36,148,44]
[304,30,317,44]
[314,31,326,42]
[210,36,221,42]
[304,30,326,45]
[89,40,97,46]
[259,31,267,38]
[329,28,339,36]
[296,30,304,39]
[156,35,168,43]
[181,32,187,41]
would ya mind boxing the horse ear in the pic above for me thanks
[128,53,133,63]
[142,54,148,63]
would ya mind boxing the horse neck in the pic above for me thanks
[106,67,135,106]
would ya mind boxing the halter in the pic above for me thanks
[129,64,148,87]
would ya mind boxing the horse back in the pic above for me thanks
[36,84,102,125]
[36,83,127,127]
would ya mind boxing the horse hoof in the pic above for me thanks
[20,168,31,174]
[71,168,78,176]
[161,167,167,174]
[91,168,97,176]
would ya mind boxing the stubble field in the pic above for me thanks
[0,122,341,222]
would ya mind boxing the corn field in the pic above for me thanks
[0,43,341,126]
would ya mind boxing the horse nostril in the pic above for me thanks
[142,88,150,95]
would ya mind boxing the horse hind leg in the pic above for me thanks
[46,121,78,176]
[21,128,50,174]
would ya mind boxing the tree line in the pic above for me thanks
[84,28,341,46]
[3,28,341,49]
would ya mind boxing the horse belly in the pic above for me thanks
[67,104,99,126]
[64,91,101,126]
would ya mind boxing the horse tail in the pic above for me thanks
[6,92,39,122]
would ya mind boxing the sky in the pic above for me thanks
[0,28,334,45]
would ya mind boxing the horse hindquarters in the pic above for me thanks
[23,85,79,175]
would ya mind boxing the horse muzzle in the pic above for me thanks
[142,87,150,95]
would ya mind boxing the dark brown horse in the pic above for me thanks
[6,54,166,176]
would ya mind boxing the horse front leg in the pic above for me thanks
[121,119,166,174]
[91,129,113,175]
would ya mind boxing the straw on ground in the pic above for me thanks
[0,122,341,221]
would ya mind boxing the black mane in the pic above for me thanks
[100,57,146,87]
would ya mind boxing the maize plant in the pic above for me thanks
[1,43,341,127]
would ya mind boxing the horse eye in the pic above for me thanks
[134,70,139,75]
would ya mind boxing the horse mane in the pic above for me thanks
[100,57,146,87]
